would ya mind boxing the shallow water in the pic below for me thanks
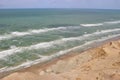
[0,9,120,72]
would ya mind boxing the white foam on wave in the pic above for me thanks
[0,26,80,41]
[0,33,120,73]
[1,20,120,41]
[80,20,120,27]
[80,23,103,27]
[0,28,120,59]
[104,20,120,24]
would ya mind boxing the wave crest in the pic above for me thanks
[0,26,80,40]
[80,20,120,27]
[80,23,103,27]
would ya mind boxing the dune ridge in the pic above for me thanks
[1,39,120,80]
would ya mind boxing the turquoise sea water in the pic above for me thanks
[0,9,120,72]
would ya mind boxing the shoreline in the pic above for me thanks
[18,35,120,72]
[0,36,120,79]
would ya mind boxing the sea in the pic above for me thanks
[0,8,120,72]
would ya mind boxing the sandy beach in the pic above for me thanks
[0,37,120,80]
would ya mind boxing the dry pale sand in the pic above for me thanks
[1,40,120,80]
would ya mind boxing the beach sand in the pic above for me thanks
[1,39,120,80]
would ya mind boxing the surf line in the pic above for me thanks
[0,28,120,59]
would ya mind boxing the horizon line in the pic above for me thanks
[0,8,120,10]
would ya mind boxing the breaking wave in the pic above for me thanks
[0,26,80,41]
[0,28,120,59]
[80,23,103,27]
[80,20,120,27]
[104,20,120,24]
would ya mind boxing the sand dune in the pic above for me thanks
[1,40,120,80]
